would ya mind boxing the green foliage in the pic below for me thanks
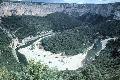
[0,61,94,80]
[25,61,59,80]
[0,28,11,49]
[59,70,86,80]
[1,15,52,39]
[0,27,20,71]
[41,13,120,55]
[2,12,120,56]
[84,38,120,80]
[0,61,63,80]
[46,12,80,32]
[1,11,120,80]
[78,12,108,25]
[42,27,94,55]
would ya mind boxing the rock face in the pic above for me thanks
[0,2,120,19]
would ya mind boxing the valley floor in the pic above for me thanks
[18,34,116,70]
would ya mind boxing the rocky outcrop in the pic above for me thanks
[0,2,120,19]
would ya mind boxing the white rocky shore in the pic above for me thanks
[2,26,116,70]
[96,37,117,56]
[18,37,94,70]
[18,33,117,71]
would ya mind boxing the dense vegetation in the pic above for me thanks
[0,26,21,70]
[86,38,120,80]
[1,12,120,56]
[42,27,94,55]
[1,15,51,39]
[0,60,85,80]
[42,13,120,55]
[0,7,120,79]
[1,13,95,55]
[1,38,120,80]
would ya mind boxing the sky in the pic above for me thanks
[11,0,120,4]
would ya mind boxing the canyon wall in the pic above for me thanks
[0,2,120,19]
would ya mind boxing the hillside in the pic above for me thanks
[0,1,120,80]
[0,2,120,19]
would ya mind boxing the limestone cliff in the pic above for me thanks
[0,2,120,19]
